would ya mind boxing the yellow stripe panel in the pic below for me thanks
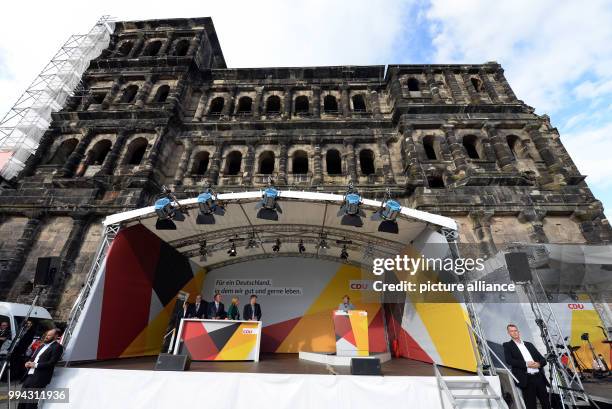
[348,310,369,353]
[215,323,259,360]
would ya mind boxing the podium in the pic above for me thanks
[333,310,369,357]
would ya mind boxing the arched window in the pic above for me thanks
[90,92,106,105]
[407,77,420,92]
[266,95,281,113]
[462,135,480,159]
[295,96,309,114]
[154,85,170,103]
[258,151,275,174]
[88,140,112,165]
[292,150,308,174]
[173,39,189,56]
[427,175,445,188]
[142,40,162,57]
[120,85,138,103]
[237,96,253,114]
[326,149,342,175]
[48,138,78,165]
[323,95,338,113]
[352,94,367,112]
[117,41,133,57]
[209,97,224,115]
[191,151,210,175]
[423,135,438,160]
[225,151,242,175]
[359,149,375,175]
[124,137,148,165]
[471,77,484,93]
[506,135,522,159]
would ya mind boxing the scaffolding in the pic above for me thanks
[0,16,115,180]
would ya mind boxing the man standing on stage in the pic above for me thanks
[338,295,355,312]
[190,295,207,319]
[503,324,551,409]
[0,320,11,349]
[18,328,64,409]
[207,293,227,319]
[243,295,262,321]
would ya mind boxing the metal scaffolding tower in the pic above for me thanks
[0,15,114,180]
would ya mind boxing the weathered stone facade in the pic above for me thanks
[0,17,610,323]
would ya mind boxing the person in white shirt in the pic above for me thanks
[503,324,550,409]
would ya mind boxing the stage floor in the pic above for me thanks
[67,353,471,376]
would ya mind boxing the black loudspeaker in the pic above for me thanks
[350,358,381,375]
[154,353,191,371]
[34,257,60,286]
[505,252,533,283]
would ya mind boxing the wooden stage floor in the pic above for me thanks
[68,353,472,377]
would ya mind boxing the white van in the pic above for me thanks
[0,302,55,349]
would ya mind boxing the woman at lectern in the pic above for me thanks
[227,297,241,320]
[338,295,355,312]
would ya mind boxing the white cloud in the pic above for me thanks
[564,122,612,188]
[0,0,412,116]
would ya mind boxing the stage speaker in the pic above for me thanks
[154,353,191,371]
[350,358,381,375]
[505,252,533,283]
[34,257,60,286]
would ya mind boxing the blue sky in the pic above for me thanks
[1,0,610,218]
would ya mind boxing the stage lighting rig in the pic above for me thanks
[246,232,259,250]
[196,181,225,225]
[340,245,349,260]
[227,242,237,257]
[154,186,187,230]
[337,181,364,227]
[199,241,209,262]
[298,239,306,254]
[317,233,329,250]
[272,238,281,252]
[371,188,402,234]
[256,178,283,221]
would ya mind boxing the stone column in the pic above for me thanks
[134,75,155,108]
[571,208,603,244]
[0,214,44,299]
[442,123,470,178]
[98,129,131,175]
[340,85,350,117]
[253,87,264,119]
[479,69,500,103]
[21,130,57,176]
[167,77,188,107]
[187,34,201,56]
[518,209,548,243]
[399,123,423,180]
[377,136,396,184]
[208,142,224,185]
[443,70,465,103]
[523,122,563,181]
[128,35,144,58]
[461,72,480,103]
[278,141,289,184]
[243,143,256,185]
[368,87,382,118]
[312,86,321,118]
[60,129,95,178]
[193,88,210,121]
[483,122,517,172]
[222,87,236,117]
[142,126,168,172]
[101,77,123,110]
[158,33,174,55]
[311,141,323,186]
[174,140,194,184]
[282,87,292,119]
[494,68,517,102]
[426,69,441,103]
[469,210,497,256]
[344,138,357,182]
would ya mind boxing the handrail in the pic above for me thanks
[466,322,519,384]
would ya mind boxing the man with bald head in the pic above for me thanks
[18,328,64,409]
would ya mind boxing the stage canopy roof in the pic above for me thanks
[103,190,457,270]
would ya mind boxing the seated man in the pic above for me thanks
[207,293,227,320]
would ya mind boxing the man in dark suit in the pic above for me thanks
[243,294,262,321]
[207,293,227,319]
[18,328,64,409]
[503,324,551,409]
[189,295,208,319]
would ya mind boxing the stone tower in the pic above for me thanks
[0,17,609,322]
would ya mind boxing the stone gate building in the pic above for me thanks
[0,17,609,323]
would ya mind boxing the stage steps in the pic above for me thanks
[435,364,510,409]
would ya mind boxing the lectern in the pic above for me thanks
[333,310,369,357]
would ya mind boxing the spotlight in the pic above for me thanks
[337,181,364,227]
[199,241,208,262]
[256,178,283,221]
[317,233,329,251]
[196,184,225,224]
[272,238,281,252]
[298,239,306,254]
[246,233,259,250]
[154,186,186,230]
[340,245,349,260]
[372,189,402,234]
[227,242,237,257]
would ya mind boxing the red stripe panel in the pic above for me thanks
[97,225,161,359]
[260,317,301,353]
[182,321,219,360]
[368,308,387,353]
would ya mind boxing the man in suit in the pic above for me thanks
[503,324,551,409]
[18,328,64,409]
[189,295,207,319]
[0,320,11,348]
[243,294,262,321]
[207,293,227,320]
